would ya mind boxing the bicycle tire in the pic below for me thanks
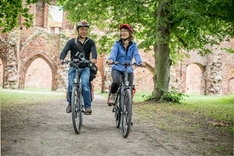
[121,89,132,138]
[115,95,121,128]
[71,87,82,134]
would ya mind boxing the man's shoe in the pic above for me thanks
[84,108,92,115]
[108,94,116,106]
[66,104,72,113]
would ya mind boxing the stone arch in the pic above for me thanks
[20,32,60,55]
[0,53,7,88]
[185,62,206,94]
[227,69,234,94]
[96,55,105,93]
[20,54,57,90]
[228,77,234,94]
[18,29,60,90]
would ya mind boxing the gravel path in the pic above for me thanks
[1,93,190,156]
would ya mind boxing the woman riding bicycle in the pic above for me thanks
[106,24,145,106]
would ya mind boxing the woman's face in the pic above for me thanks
[78,27,88,38]
[120,28,130,40]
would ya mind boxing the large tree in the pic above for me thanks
[57,0,234,101]
[1,0,234,101]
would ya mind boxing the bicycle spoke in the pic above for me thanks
[71,87,82,134]
[121,89,132,138]
[115,95,121,128]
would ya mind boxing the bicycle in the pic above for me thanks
[108,62,140,138]
[63,53,90,134]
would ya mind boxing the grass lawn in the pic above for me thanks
[132,92,234,132]
[0,88,65,107]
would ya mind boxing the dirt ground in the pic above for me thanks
[1,93,233,156]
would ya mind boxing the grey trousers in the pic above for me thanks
[110,70,134,93]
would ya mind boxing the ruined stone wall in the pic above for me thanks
[171,39,234,95]
[0,31,20,88]
[0,0,72,90]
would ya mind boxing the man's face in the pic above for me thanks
[78,27,88,38]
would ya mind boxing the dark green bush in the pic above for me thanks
[162,89,188,103]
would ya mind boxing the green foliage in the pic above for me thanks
[161,89,188,103]
[223,47,234,54]
[55,0,234,58]
[170,0,234,57]
[0,0,53,33]
[0,0,32,32]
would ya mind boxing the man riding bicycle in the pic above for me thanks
[106,24,145,106]
[59,20,97,115]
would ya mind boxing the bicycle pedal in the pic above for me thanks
[84,112,92,115]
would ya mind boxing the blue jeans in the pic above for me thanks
[67,67,91,108]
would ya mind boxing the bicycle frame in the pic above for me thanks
[110,62,138,138]
[63,55,90,134]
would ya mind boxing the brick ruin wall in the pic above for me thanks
[0,1,234,95]
[170,39,234,95]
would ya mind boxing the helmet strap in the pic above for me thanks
[79,35,84,39]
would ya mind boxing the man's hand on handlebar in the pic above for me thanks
[90,59,97,64]
[58,60,64,65]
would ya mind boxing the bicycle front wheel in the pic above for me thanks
[71,87,82,134]
[115,95,121,128]
[121,89,132,138]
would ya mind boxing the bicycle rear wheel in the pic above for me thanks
[121,89,132,138]
[71,87,82,134]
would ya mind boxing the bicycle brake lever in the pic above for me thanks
[62,60,69,64]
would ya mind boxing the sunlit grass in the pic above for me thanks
[0,89,65,107]
[181,94,234,121]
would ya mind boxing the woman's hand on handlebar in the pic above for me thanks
[107,59,114,65]
[140,62,146,67]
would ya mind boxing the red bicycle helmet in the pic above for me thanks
[119,24,133,34]
[76,20,89,29]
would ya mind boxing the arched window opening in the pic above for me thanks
[0,59,3,88]
[25,58,52,90]
[228,78,234,94]
[186,64,203,94]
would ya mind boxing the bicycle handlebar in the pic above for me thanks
[62,58,91,68]
[63,58,90,64]
[106,61,142,67]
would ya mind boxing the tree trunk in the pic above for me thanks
[152,0,172,101]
